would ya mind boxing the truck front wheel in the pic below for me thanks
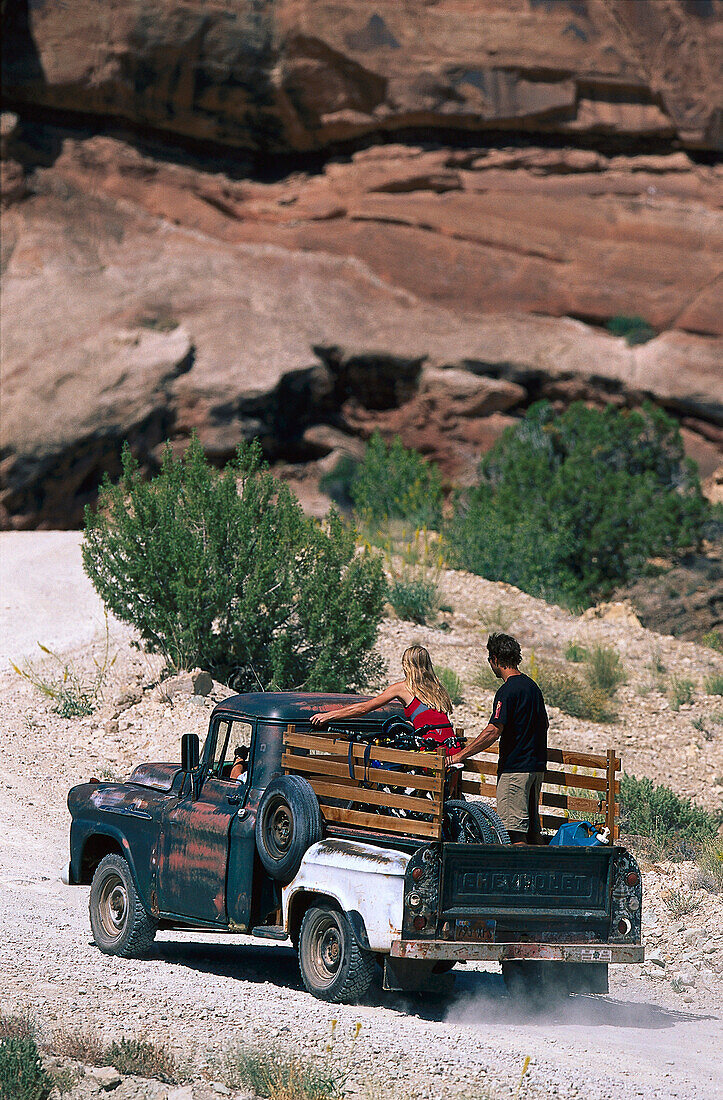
[89,853,157,958]
[298,905,375,1004]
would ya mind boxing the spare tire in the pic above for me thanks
[255,775,323,882]
[443,800,496,844]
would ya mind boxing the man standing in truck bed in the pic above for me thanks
[450,633,548,844]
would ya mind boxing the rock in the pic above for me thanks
[582,601,643,629]
[190,670,213,697]
[647,950,666,969]
[104,719,120,736]
[418,368,525,418]
[167,1088,194,1100]
[161,674,195,699]
[302,425,366,460]
[86,1065,122,1090]
[114,684,143,710]
[2,1,719,151]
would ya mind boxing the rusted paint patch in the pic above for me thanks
[129,762,182,791]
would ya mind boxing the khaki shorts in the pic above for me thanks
[496,771,544,837]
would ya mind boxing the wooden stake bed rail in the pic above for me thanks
[282,725,446,842]
[282,724,621,843]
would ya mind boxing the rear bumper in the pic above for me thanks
[391,940,643,963]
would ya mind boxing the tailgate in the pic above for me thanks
[440,843,615,938]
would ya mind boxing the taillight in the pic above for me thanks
[626,872,639,887]
[412,866,423,882]
[413,916,427,931]
[618,918,631,936]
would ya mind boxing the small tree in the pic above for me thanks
[447,402,710,607]
[83,438,386,691]
[350,431,443,528]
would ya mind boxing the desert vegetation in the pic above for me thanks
[82,438,387,692]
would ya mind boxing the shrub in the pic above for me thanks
[620,774,719,850]
[105,1038,177,1083]
[669,676,695,710]
[219,1044,343,1100]
[447,402,709,607]
[83,439,387,692]
[585,644,626,695]
[565,642,589,663]
[702,630,722,652]
[0,1038,53,1100]
[436,666,463,705]
[350,432,443,529]
[318,454,360,511]
[704,673,723,696]
[663,888,701,919]
[11,617,115,717]
[388,576,438,624]
[0,1013,35,1041]
[51,1027,106,1065]
[696,836,723,891]
[605,315,656,345]
[534,664,615,722]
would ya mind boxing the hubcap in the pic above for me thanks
[307,914,343,987]
[98,873,128,940]
[265,796,293,858]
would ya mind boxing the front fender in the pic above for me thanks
[282,838,411,952]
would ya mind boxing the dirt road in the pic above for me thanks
[1,533,721,1098]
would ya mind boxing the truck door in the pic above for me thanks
[157,717,255,925]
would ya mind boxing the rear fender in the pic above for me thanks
[282,838,411,952]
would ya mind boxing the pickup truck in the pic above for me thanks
[64,692,644,1003]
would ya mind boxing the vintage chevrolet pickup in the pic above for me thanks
[64,692,644,1003]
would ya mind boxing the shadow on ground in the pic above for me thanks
[146,938,710,1032]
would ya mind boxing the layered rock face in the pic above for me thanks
[1,0,722,527]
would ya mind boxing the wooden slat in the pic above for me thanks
[306,778,439,815]
[282,753,440,792]
[543,770,615,793]
[541,791,602,813]
[461,759,498,778]
[465,742,619,770]
[460,780,499,799]
[323,804,440,839]
[285,731,444,771]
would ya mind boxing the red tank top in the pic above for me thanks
[403,697,459,756]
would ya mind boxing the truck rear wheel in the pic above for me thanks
[298,905,375,1003]
[89,853,157,957]
[255,775,322,882]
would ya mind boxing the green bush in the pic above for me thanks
[105,1038,177,1083]
[620,774,719,849]
[565,641,589,663]
[703,673,723,696]
[534,663,615,722]
[447,402,709,607]
[605,314,657,345]
[83,438,387,691]
[701,630,722,652]
[219,1043,343,1100]
[436,666,463,705]
[669,676,695,710]
[350,432,443,528]
[318,454,359,512]
[0,1038,52,1100]
[696,836,723,891]
[388,576,438,624]
[585,645,626,695]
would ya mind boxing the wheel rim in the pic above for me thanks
[264,795,294,859]
[306,913,343,988]
[445,807,483,843]
[98,873,128,941]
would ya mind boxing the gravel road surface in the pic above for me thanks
[1,534,721,1098]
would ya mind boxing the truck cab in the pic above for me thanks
[65,692,643,1003]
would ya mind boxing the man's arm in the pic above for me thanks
[449,723,502,766]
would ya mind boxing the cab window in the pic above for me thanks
[211,718,253,782]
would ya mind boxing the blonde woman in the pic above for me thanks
[310,645,462,757]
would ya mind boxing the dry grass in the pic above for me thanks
[51,1026,106,1065]
[105,1037,178,1084]
[662,887,702,919]
[0,1010,35,1041]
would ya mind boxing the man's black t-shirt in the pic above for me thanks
[490,672,548,774]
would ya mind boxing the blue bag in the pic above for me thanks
[549,820,604,847]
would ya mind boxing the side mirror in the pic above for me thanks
[181,733,199,773]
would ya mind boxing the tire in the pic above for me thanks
[443,800,496,843]
[473,802,511,844]
[89,853,157,958]
[298,905,375,1004]
[502,961,571,1003]
[255,775,323,882]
